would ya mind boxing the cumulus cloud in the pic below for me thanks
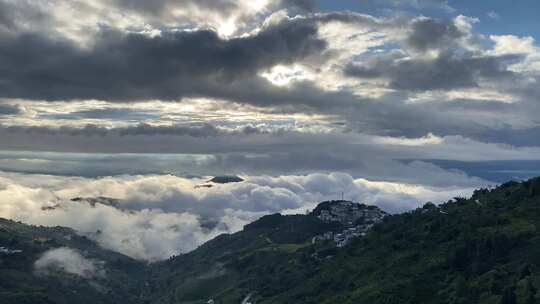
[34,247,104,278]
[345,51,516,91]
[0,3,537,145]
[344,15,516,92]
[0,13,328,103]
[0,171,482,260]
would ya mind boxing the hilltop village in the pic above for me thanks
[310,200,387,247]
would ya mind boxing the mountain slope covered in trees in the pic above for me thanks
[4,178,540,303]
[148,178,540,304]
[0,219,145,304]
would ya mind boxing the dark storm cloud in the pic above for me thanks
[0,9,389,110]
[344,52,518,91]
[0,10,386,110]
[0,17,326,102]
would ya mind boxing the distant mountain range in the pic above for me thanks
[3,178,540,303]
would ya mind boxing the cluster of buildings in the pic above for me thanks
[311,201,386,247]
[333,226,370,247]
[311,224,373,247]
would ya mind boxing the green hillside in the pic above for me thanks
[0,219,146,304]
[4,177,540,303]
[149,178,540,303]
[253,179,540,304]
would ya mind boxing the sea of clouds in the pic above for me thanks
[0,171,481,261]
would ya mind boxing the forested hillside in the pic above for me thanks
[4,178,540,303]
[0,219,145,304]
[149,178,540,304]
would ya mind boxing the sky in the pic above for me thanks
[2,0,540,260]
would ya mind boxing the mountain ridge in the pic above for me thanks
[3,178,540,303]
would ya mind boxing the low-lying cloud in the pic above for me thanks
[0,171,482,260]
[34,247,104,278]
